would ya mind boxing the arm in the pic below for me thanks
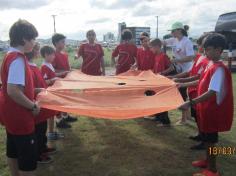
[55,71,69,77]
[101,56,105,75]
[179,90,216,110]
[7,84,40,116]
[176,80,198,88]
[174,75,200,83]
[172,55,195,64]
[34,88,45,95]
[169,71,189,79]
[160,65,175,76]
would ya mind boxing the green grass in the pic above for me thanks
[0,50,236,176]
[0,47,112,69]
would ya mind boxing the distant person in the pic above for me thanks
[0,19,40,176]
[75,30,105,75]
[111,29,137,74]
[52,33,77,127]
[163,22,195,125]
[136,32,155,71]
[179,33,233,176]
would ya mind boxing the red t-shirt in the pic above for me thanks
[29,64,47,89]
[53,51,70,73]
[153,52,171,73]
[78,43,104,75]
[41,63,56,86]
[112,43,137,75]
[137,48,155,71]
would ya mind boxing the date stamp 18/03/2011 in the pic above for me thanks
[209,146,236,155]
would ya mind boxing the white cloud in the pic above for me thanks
[0,0,235,41]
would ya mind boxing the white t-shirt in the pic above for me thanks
[208,67,226,105]
[165,36,194,73]
[7,47,25,86]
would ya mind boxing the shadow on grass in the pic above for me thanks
[35,116,236,176]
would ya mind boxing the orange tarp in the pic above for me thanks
[37,70,184,119]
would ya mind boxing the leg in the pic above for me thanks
[206,142,217,173]
[159,112,170,125]
[6,133,19,176]
[7,158,19,176]
[17,134,37,176]
[48,117,54,133]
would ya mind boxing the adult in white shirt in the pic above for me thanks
[163,22,195,125]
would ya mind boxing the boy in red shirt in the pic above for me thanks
[0,19,40,176]
[179,33,233,176]
[25,43,57,164]
[52,33,77,125]
[147,38,175,126]
[112,29,137,75]
[40,45,69,140]
[136,32,155,71]
[75,30,105,75]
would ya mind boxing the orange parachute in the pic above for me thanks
[37,70,183,119]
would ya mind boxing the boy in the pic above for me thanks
[40,45,69,140]
[75,30,105,75]
[52,33,77,125]
[179,33,233,176]
[147,38,175,126]
[0,19,40,176]
[136,32,155,71]
[25,43,57,164]
[174,33,210,150]
[112,29,137,75]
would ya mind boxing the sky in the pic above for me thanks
[0,0,235,41]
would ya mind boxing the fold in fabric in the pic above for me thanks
[37,70,184,119]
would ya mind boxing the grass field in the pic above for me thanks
[0,50,235,176]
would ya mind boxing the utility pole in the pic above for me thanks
[52,15,56,33]
[156,16,158,38]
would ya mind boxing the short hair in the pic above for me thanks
[52,33,66,46]
[40,45,55,58]
[149,38,162,47]
[203,33,226,51]
[86,30,96,37]
[140,32,149,38]
[25,42,40,60]
[197,33,213,45]
[121,29,133,40]
[9,19,38,47]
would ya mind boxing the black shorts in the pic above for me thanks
[202,132,218,143]
[6,132,37,171]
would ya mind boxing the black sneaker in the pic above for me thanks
[65,115,77,123]
[56,119,71,129]
[37,154,53,164]
[190,142,206,150]
[189,134,203,142]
